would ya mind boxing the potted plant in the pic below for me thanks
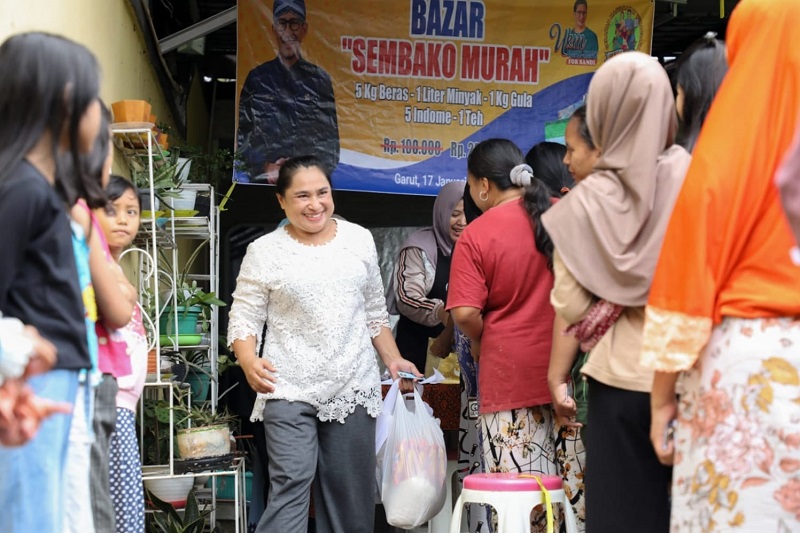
[184,353,239,405]
[158,239,226,345]
[159,280,226,343]
[140,382,239,465]
[133,158,182,212]
[140,396,174,466]
[179,146,244,217]
[165,155,196,212]
[165,349,212,403]
[174,400,238,461]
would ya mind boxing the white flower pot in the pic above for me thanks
[176,157,192,184]
[144,476,194,508]
[166,188,197,212]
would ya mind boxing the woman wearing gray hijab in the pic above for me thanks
[387,181,466,371]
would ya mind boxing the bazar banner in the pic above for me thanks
[236,0,654,195]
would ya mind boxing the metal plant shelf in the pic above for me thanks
[114,126,230,529]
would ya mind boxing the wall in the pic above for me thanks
[0,0,177,135]
[186,71,210,149]
[0,2,216,281]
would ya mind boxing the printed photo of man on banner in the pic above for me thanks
[235,0,654,195]
[237,0,339,183]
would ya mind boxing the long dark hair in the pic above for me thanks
[467,138,554,267]
[525,142,574,198]
[462,183,483,223]
[675,33,727,152]
[0,32,101,205]
[78,102,111,209]
[275,155,332,197]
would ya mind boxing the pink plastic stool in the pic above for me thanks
[449,473,578,533]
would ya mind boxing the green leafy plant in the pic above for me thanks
[140,388,239,467]
[166,350,237,379]
[162,349,210,382]
[216,353,239,376]
[172,398,238,430]
[158,240,226,317]
[182,146,237,187]
[155,121,174,137]
[133,145,195,206]
[169,155,194,190]
[146,488,212,533]
[176,280,226,310]
[141,397,175,465]
[133,158,183,204]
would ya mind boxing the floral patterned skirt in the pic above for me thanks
[480,405,586,532]
[455,328,492,532]
[672,317,800,531]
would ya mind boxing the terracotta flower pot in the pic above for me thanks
[157,132,169,150]
[147,348,158,374]
[111,99,152,124]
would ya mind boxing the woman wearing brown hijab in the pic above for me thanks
[541,52,691,533]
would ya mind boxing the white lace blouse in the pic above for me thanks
[227,220,389,423]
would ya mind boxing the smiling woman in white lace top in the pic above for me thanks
[229,215,395,422]
[227,155,421,533]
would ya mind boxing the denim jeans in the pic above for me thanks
[64,380,96,533]
[0,369,79,533]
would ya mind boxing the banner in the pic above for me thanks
[236,0,654,195]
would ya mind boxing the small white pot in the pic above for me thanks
[176,157,192,183]
[144,477,194,508]
[166,188,197,211]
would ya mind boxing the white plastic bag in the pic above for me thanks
[377,385,447,529]
[375,369,444,457]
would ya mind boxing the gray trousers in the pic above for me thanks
[90,374,118,533]
[257,401,376,533]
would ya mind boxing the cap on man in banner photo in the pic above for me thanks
[236,0,340,184]
[274,0,305,18]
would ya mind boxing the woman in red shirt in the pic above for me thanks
[448,138,562,531]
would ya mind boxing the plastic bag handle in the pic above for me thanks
[375,379,401,454]
[393,385,419,414]
[394,385,435,421]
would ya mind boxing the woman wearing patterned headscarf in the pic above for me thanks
[541,51,692,532]
[643,0,800,530]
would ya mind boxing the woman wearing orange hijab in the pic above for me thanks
[642,0,800,530]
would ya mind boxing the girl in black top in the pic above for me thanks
[0,32,104,533]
